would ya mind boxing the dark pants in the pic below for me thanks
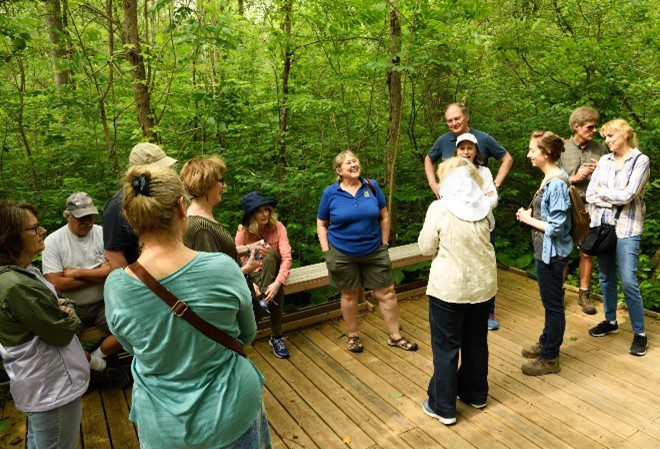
[489,231,496,315]
[427,297,491,418]
[250,250,284,338]
[536,258,566,359]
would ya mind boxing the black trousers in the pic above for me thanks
[427,296,491,418]
[249,250,284,337]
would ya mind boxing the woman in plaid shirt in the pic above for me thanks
[585,119,650,356]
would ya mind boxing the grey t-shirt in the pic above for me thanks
[42,224,105,305]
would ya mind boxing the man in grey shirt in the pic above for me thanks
[560,107,608,314]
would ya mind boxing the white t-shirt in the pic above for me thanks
[42,224,105,305]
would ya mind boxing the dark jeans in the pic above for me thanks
[250,250,284,338]
[535,258,566,359]
[489,231,496,315]
[427,297,491,418]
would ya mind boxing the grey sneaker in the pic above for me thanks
[422,399,456,425]
[521,357,560,376]
[521,342,542,359]
[630,334,648,356]
[578,289,597,315]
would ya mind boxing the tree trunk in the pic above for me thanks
[277,0,292,179]
[121,0,157,141]
[102,0,120,177]
[385,3,402,244]
[43,0,71,87]
[237,0,244,15]
[15,59,41,192]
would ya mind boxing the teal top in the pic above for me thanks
[104,252,264,448]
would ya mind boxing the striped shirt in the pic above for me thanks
[585,148,650,238]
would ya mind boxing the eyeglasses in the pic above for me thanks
[24,223,45,234]
[217,178,227,185]
[583,125,596,131]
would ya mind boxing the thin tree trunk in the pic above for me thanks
[237,0,244,15]
[277,0,292,179]
[43,0,71,87]
[385,3,402,243]
[121,0,157,141]
[15,59,41,192]
[102,0,120,176]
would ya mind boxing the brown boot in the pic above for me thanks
[521,357,561,376]
[521,342,542,359]
[578,289,597,315]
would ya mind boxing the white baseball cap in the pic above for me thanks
[439,166,490,222]
[455,133,478,147]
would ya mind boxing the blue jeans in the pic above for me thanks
[536,258,566,359]
[27,398,82,449]
[597,235,645,334]
[427,297,491,418]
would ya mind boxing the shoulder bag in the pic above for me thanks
[578,153,642,256]
[129,261,247,358]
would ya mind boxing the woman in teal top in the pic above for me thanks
[104,165,270,449]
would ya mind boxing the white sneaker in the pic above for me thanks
[422,399,456,425]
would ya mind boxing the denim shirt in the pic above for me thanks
[534,174,573,264]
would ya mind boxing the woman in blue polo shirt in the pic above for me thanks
[317,150,418,353]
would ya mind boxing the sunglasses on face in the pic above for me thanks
[582,125,596,131]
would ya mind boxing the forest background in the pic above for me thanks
[0,0,658,310]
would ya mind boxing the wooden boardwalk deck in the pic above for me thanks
[1,268,658,448]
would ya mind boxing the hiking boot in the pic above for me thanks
[521,357,560,376]
[269,337,290,359]
[521,342,542,359]
[589,321,618,337]
[422,399,456,425]
[578,289,597,315]
[487,314,499,330]
[630,334,648,357]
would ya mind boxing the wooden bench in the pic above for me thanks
[256,242,431,338]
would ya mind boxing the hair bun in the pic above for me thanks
[131,174,151,196]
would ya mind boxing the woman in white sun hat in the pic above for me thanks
[418,156,497,426]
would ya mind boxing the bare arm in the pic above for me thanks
[493,151,514,188]
[379,207,390,245]
[105,250,128,270]
[63,261,112,284]
[316,218,330,252]
[424,155,439,198]
[44,272,92,292]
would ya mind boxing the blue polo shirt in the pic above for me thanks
[428,127,507,165]
[317,178,387,257]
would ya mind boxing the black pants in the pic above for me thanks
[427,297,491,418]
[249,250,284,338]
[536,258,566,359]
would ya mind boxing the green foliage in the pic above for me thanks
[0,0,657,309]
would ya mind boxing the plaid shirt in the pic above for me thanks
[586,148,650,238]
[559,137,608,198]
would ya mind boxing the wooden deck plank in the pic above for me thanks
[260,387,319,449]
[80,390,112,449]
[249,349,356,449]
[252,340,377,449]
[100,387,139,449]
[0,396,26,448]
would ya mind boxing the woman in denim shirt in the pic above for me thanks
[516,131,573,376]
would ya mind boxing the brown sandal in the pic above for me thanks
[347,335,364,353]
[388,336,418,351]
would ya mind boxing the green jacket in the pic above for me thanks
[0,266,83,347]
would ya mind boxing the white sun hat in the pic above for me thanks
[439,166,490,222]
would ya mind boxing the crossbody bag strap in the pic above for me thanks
[528,174,567,209]
[613,152,642,222]
[364,178,377,196]
[129,261,247,358]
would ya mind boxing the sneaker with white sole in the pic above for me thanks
[457,395,486,409]
[589,321,618,337]
[422,399,456,425]
[630,334,648,356]
[487,314,499,330]
[270,337,290,359]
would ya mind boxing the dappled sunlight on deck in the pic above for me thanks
[1,269,658,448]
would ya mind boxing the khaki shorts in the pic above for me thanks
[75,301,110,334]
[325,244,394,291]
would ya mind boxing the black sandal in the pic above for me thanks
[347,335,364,353]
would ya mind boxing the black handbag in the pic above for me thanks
[578,222,619,256]
[578,153,642,256]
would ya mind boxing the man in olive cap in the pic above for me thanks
[103,143,176,268]
[43,192,121,373]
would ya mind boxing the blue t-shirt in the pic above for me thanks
[317,178,387,257]
[428,127,507,165]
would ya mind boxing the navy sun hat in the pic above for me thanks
[240,192,277,225]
